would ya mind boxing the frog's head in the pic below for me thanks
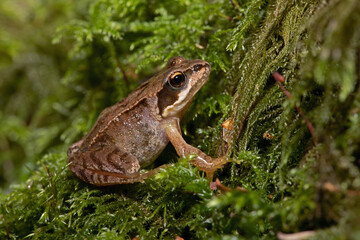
[157,56,211,118]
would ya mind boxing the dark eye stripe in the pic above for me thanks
[157,85,179,116]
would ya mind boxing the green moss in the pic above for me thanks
[1,0,360,239]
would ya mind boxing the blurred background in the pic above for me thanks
[0,1,86,190]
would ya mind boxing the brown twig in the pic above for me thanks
[277,231,316,240]
[272,72,318,145]
[323,181,360,197]
[175,236,184,240]
[210,178,248,193]
[229,0,241,11]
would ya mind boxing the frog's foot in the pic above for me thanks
[165,121,231,181]
[190,155,230,180]
[68,145,162,186]
[190,155,229,171]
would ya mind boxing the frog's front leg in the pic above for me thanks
[165,120,229,175]
[67,145,161,186]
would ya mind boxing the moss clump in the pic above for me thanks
[1,0,360,239]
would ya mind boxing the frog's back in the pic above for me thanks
[80,95,169,167]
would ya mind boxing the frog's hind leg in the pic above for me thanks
[67,145,160,186]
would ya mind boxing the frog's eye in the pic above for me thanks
[167,72,187,90]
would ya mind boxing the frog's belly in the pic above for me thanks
[105,99,169,167]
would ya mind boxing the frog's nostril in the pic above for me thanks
[193,64,203,71]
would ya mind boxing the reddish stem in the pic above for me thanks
[272,72,318,145]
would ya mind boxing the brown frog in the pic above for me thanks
[67,56,228,186]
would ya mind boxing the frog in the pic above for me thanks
[67,56,228,186]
